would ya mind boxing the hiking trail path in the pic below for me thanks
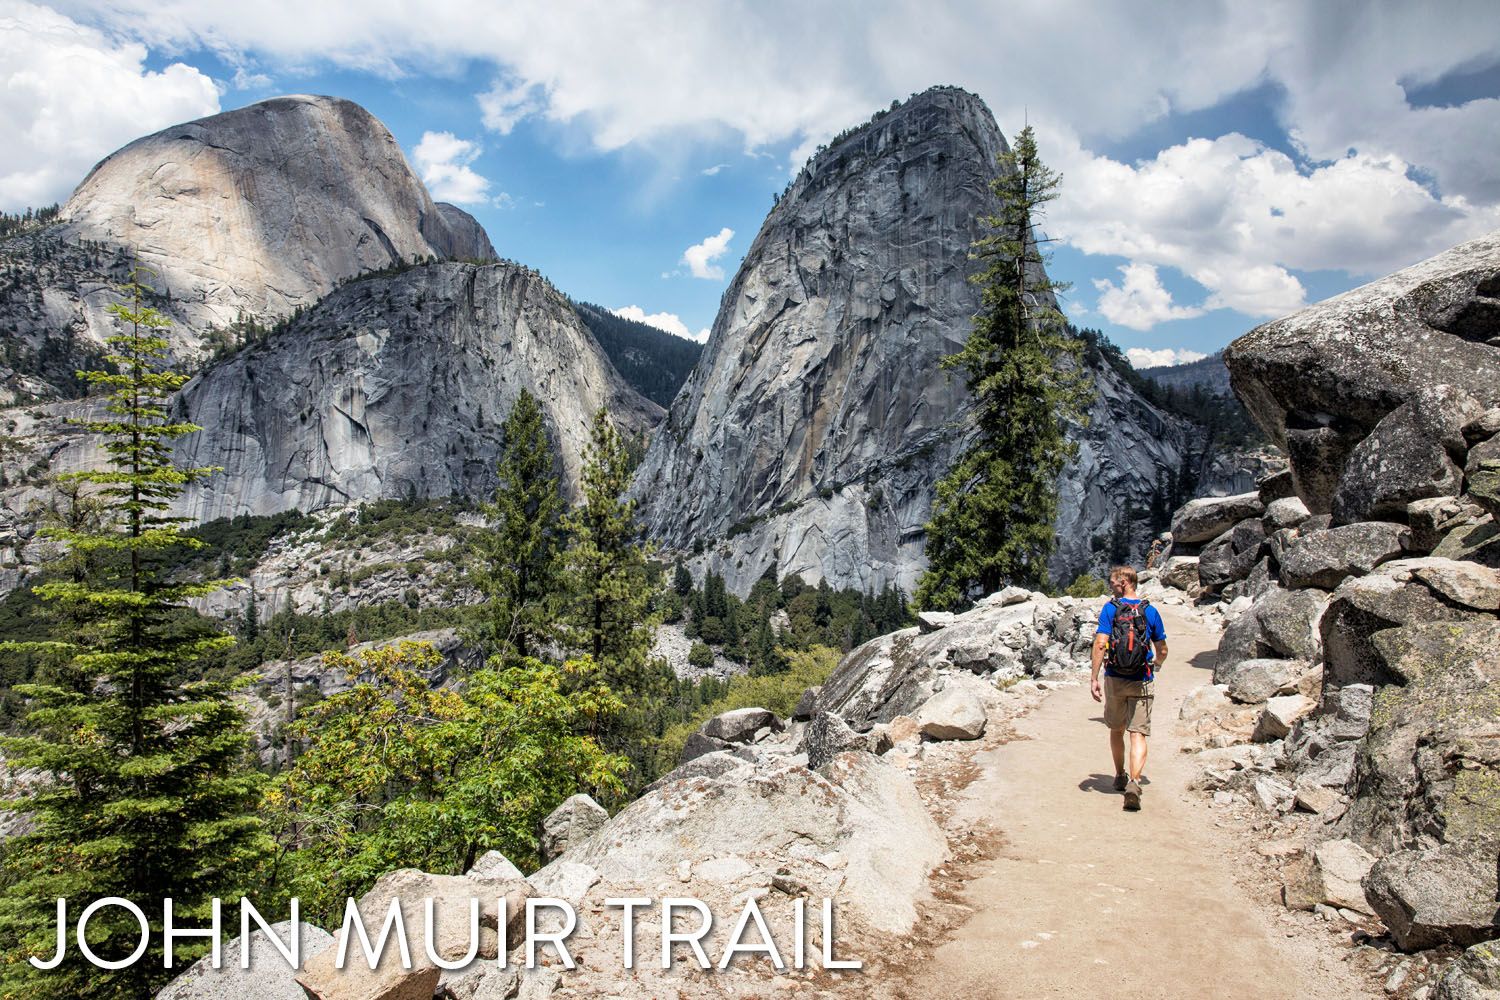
[894,606,1374,1000]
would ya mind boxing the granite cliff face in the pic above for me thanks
[631,87,1197,595]
[12,262,659,526]
[0,95,494,391]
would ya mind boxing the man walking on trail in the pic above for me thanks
[1090,566,1168,811]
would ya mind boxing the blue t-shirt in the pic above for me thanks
[1097,598,1167,678]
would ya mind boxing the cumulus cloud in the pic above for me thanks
[681,227,734,281]
[0,1,220,211]
[613,305,710,343]
[410,131,491,205]
[1092,262,1205,330]
[1126,347,1208,369]
[701,163,728,176]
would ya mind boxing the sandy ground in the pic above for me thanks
[887,607,1380,1000]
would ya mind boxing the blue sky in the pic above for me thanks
[4,1,1498,366]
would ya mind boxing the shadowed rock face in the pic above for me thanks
[127,261,658,520]
[631,86,1195,595]
[6,95,495,377]
[1225,230,1500,513]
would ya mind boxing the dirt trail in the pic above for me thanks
[907,607,1372,1000]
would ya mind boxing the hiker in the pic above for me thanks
[1089,565,1168,811]
[1146,537,1164,569]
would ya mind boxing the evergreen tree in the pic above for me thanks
[557,410,666,780]
[0,272,269,1000]
[241,587,260,643]
[470,391,565,663]
[672,559,693,598]
[916,125,1092,610]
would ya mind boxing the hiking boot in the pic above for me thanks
[1113,773,1128,792]
[1123,780,1142,811]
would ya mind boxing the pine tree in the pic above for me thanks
[241,587,260,643]
[470,390,565,663]
[916,125,1093,611]
[557,409,667,781]
[0,272,270,1000]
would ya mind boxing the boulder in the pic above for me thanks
[1309,839,1378,914]
[1321,562,1480,691]
[701,707,782,744]
[815,628,936,730]
[1348,620,1500,851]
[679,731,732,764]
[467,851,523,880]
[1223,658,1312,705]
[296,869,529,1000]
[1254,694,1317,742]
[803,711,890,769]
[564,753,947,935]
[1179,684,1235,721]
[1159,555,1201,591]
[791,686,821,721]
[1255,586,1329,662]
[1410,559,1500,612]
[1433,940,1500,1000]
[1223,231,1500,514]
[644,750,750,795]
[1278,522,1412,590]
[917,611,956,633]
[158,921,333,1000]
[1434,518,1500,568]
[1331,385,1481,525]
[1258,468,1298,505]
[1364,838,1500,951]
[526,860,601,907]
[1171,493,1266,548]
[1471,460,1500,521]
[1199,520,1269,591]
[1294,784,1342,815]
[916,685,988,741]
[1264,496,1312,532]
[1410,496,1490,553]
[540,794,608,862]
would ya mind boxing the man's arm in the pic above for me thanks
[1152,639,1168,670]
[1090,633,1108,702]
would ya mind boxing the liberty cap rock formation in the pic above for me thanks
[631,86,1203,595]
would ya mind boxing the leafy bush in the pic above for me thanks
[1064,573,1108,598]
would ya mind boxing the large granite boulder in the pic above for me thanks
[1347,621,1500,852]
[1331,385,1481,525]
[539,794,609,863]
[1198,519,1269,591]
[158,921,334,1000]
[1321,560,1487,691]
[1219,584,1329,670]
[1364,838,1500,951]
[1171,493,1265,549]
[1223,658,1312,704]
[1278,522,1412,590]
[1433,940,1500,1000]
[802,711,890,769]
[563,752,947,935]
[701,707,782,743]
[916,684,988,741]
[1226,230,1500,514]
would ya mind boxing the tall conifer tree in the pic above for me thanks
[0,273,269,1000]
[471,390,565,663]
[917,126,1092,610]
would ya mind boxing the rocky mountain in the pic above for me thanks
[49,262,657,523]
[0,95,494,393]
[1138,351,1233,394]
[631,86,1200,595]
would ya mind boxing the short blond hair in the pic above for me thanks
[1109,565,1138,586]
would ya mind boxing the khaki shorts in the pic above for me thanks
[1104,676,1154,735]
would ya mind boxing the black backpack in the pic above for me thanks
[1107,598,1153,680]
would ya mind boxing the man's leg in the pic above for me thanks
[1128,731,1148,782]
[1110,727,1127,790]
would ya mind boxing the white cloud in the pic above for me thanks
[1092,262,1205,330]
[1126,347,1208,369]
[701,163,728,176]
[231,66,272,89]
[680,227,734,281]
[0,1,220,211]
[477,76,546,134]
[612,305,710,343]
[410,130,491,205]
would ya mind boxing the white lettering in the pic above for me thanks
[336,897,412,970]
[423,897,479,970]
[29,898,66,970]
[793,897,805,970]
[661,897,713,969]
[163,897,220,969]
[605,897,652,969]
[525,898,577,970]
[820,898,861,969]
[718,896,783,970]
[77,898,150,971]
[241,897,299,970]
